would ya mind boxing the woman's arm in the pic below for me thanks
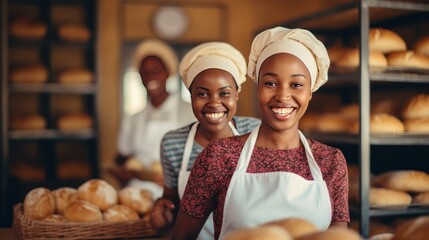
[171,209,208,240]
[150,186,180,229]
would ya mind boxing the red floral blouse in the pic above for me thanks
[181,136,350,239]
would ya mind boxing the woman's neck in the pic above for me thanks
[256,122,301,150]
[195,122,235,148]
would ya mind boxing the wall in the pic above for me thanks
[98,0,352,168]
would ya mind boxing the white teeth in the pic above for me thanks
[272,108,293,116]
[205,112,225,120]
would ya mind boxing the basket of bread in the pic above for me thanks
[13,179,159,239]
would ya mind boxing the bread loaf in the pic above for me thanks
[299,112,321,133]
[374,170,429,192]
[57,69,94,84]
[334,48,388,69]
[10,64,48,83]
[295,227,361,240]
[52,187,78,214]
[57,113,93,130]
[103,205,140,222]
[315,113,352,133]
[370,187,412,208]
[77,179,118,211]
[57,23,91,42]
[23,187,55,220]
[392,215,429,240]
[404,118,429,133]
[264,218,318,238]
[369,28,406,53]
[118,187,153,214]
[10,18,47,39]
[224,225,292,240]
[10,114,46,130]
[63,200,103,222]
[412,192,429,204]
[414,36,429,56]
[402,94,429,119]
[387,51,429,69]
[43,214,68,223]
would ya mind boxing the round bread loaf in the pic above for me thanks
[295,227,361,240]
[10,114,46,130]
[387,51,429,69]
[52,187,78,214]
[57,69,93,83]
[224,225,292,240]
[264,217,318,238]
[43,214,67,223]
[370,187,412,208]
[315,113,351,133]
[402,94,429,119]
[118,187,153,215]
[404,118,429,133]
[334,48,388,69]
[414,36,429,56]
[370,113,405,134]
[339,103,359,119]
[392,215,429,240]
[57,113,93,130]
[77,179,118,211]
[10,64,48,83]
[103,205,140,222]
[10,18,47,39]
[57,23,91,42]
[63,200,102,222]
[413,192,429,204]
[374,170,429,192]
[369,28,407,53]
[371,99,399,116]
[23,187,55,220]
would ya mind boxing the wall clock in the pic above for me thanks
[152,6,189,40]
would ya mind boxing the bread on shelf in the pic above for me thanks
[57,69,94,84]
[57,23,91,42]
[369,187,412,208]
[402,94,429,119]
[373,170,429,193]
[10,17,47,39]
[57,113,94,130]
[387,51,429,69]
[9,114,46,130]
[369,28,407,54]
[10,64,48,83]
[414,35,429,56]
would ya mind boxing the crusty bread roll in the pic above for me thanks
[118,187,153,215]
[315,113,352,133]
[392,215,429,240]
[370,187,412,208]
[10,114,46,130]
[77,179,118,211]
[402,94,429,119]
[414,36,429,56]
[57,23,91,42]
[58,161,91,180]
[413,192,429,204]
[224,225,292,240]
[10,64,48,83]
[23,187,55,220]
[57,69,94,84]
[57,113,93,130]
[339,103,360,119]
[43,214,68,223]
[370,113,405,134]
[373,170,429,192]
[10,18,47,39]
[103,205,140,222]
[295,227,361,240]
[334,48,388,69]
[404,118,429,133]
[264,218,318,238]
[369,28,407,53]
[387,51,429,69]
[52,187,78,215]
[63,200,103,222]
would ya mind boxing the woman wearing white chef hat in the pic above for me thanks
[150,42,260,239]
[172,27,350,240]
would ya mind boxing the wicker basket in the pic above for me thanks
[12,203,160,240]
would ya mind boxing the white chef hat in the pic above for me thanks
[247,27,330,92]
[179,42,247,92]
[133,39,178,77]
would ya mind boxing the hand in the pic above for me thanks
[150,197,175,229]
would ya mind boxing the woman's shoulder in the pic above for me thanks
[233,116,261,134]
[161,122,194,143]
[310,139,346,163]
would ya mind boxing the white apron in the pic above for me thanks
[178,121,239,240]
[219,126,332,239]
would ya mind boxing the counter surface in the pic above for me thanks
[0,228,171,240]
